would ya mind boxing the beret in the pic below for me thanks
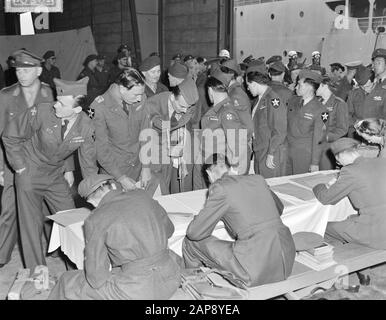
[168,62,189,79]
[221,59,241,75]
[78,174,115,198]
[246,59,267,75]
[83,54,98,67]
[292,232,325,251]
[210,69,233,87]
[139,56,160,72]
[178,77,199,105]
[354,65,373,86]
[54,77,89,97]
[298,69,322,83]
[372,48,386,60]
[269,61,286,73]
[12,50,44,68]
[43,50,55,60]
[331,138,361,155]
[266,55,282,65]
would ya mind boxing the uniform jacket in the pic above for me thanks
[347,85,386,127]
[252,87,287,156]
[91,89,149,180]
[2,103,97,178]
[333,78,353,101]
[270,81,294,109]
[0,82,54,172]
[201,98,248,173]
[186,174,296,286]
[314,157,386,249]
[228,81,254,141]
[322,94,349,143]
[83,190,180,298]
[78,67,105,107]
[287,96,325,165]
[39,65,61,90]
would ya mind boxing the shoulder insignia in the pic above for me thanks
[95,96,104,104]
[234,99,240,107]
[30,107,37,116]
[271,98,281,109]
[87,108,95,119]
[321,112,329,123]
[226,113,234,121]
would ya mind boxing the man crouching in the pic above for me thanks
[182,154,296,287]
[49,174,181,300]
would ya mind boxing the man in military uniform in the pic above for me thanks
[108,52,130,86]
[269,61,294,111]
[2,78,98,269]
[49,174,181,300]
[372,48,386,86]
[330,62,345,84]
[286,70,326,175]
[168,62,188,88]
[0,50,55,268]
[246,65,288,178]
[334,61,362,101]
[145,78,199,194]
[183,154,295,287]
[78,54,105,107]
[95,55,110,93]
[347,65,386,137]
[91,69,158,196]
[313,138,386,250]
[316,76,349,170]
[139,55,168,98]
[39,50,61,95]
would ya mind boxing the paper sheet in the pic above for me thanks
[270,183,315,201]
[47,208,91,227]
[291,173,338,189]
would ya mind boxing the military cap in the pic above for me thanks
[372,48,386,60]
[178,77,199,105]
[184,54,195,62]
[269,61,286,73]
[242,55,254,65]
[292,232,325,251]
[331,138,360,155]
[266,55,282,65]
[345,61,362,70]
[83,54,98,67]
[221,59,241,75]
[312,51,321,57]
[43,50,55,60]
[210,69,233,87]
[246,59,267,75]
[139,55,160,72]
[288,50,298,58]
[168,62,188,79]
[54,77,89,97]
[330,62,345,71]
[354,65,373,86]
[12,50,44,68]
[298,69,322,83]
[78,174,115,198]
[219,49,230,59]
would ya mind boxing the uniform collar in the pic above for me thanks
[228,81,240,91]
[98,190,125,208]
[212,97,231,113]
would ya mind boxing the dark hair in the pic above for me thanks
[246,71,271,85]
[115,68,144,89]
[202,153,231,173]
[197,57,205,64]
[303,78,320,92]
[170,85,181,99]
[206,77,228,93]
[331,65,345,73]
[268,68,284,77]
[76,96,91,114]
[220,66,238,78]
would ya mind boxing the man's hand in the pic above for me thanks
[118,175,137,191]
[309,165,319,173]
[140,168,152,189]
[0,171,4,187]
[64,171,75,188]
[266,155,276,169]
[16,168,26,175]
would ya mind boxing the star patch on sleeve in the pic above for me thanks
[321,112,329,123]
[226,113,234,121]
[271,98,281,109]
[88,108,95,119]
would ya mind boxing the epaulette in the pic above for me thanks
[335,96,345,103]
[95,96,104,104]
[0,83,18,95]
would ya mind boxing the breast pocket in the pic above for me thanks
[298,116,314,135]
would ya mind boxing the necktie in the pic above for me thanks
[170,111,179,128]
[122,102,130,117]
[61,120,69,140]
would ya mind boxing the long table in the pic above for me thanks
[48,171,356,269]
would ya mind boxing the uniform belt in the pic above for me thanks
[121,249,169,272]
[237,218,282,240]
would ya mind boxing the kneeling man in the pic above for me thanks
[182,154,295,287]
[49,174,181,300]
[313,138,386,249]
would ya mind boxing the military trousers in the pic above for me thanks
[14,164,74,269]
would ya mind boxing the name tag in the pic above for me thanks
[209,116,219,121]
[374,96,382,101]
[327,107,333,112]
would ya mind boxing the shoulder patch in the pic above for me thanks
[95,96,104,104]
[321,112,329,123]
[271,98,281,109]
[87,108,95,119]
[233,99,240,107]
[225,113,234,121]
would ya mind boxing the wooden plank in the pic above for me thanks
[248,244,386,300]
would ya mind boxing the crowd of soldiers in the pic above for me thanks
[0,43,386,299]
